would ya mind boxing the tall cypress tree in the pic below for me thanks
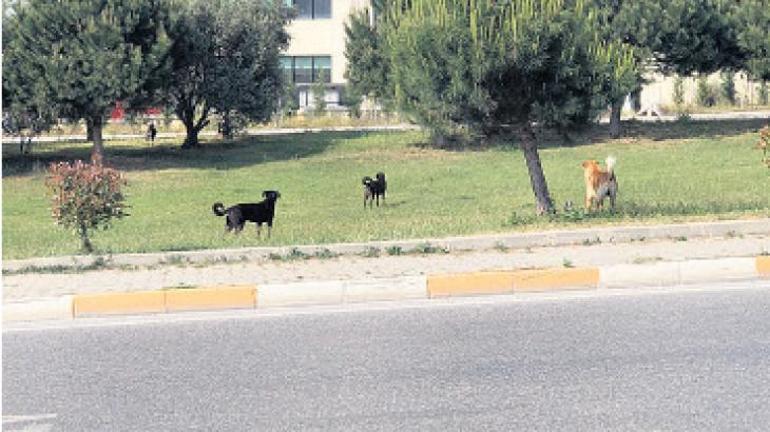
[3,0,170,162]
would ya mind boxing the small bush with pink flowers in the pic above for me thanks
[45,160,128,253]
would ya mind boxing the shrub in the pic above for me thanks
[720,72,736,105]
[672,76,685,108]
[45,160,128,253]
[311,70,328,116]
[759,81,769,106]
[696,76,717,107]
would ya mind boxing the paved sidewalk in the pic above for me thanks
[1,124,419,144]
[3,110,768,144]
[4,219,769,302]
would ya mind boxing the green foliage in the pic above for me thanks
[311,70,328,116]
[165,0,292,148]
[731,0,770,81]
[279,81,300,117]
[759,81,770,105]
[759,125,769,167]
[218,111,249,139]
[381,0,636,139]
[613,0,742,76]
[2,0,170,159]
[673,76,686,107]
[377,0,636,214]
[339,85,363,119]
[696,76,717,107]
[344,9,389,102]
[45,160,128,252]
[720,71,736,105]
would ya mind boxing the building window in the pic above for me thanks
[285,0,331,19]
[295,57,313,83]
[280,56,332,84]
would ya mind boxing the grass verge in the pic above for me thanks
[3,118,769,260]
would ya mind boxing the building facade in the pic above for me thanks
[281,0,372,111]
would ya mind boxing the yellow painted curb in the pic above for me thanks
[427,272,515,298]
[757,256,770,277]
[74,291,165,317]
[165,285,257,312]
[511,267,600,292]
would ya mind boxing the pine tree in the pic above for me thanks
[381,0,636,215]
[731,0,770,82]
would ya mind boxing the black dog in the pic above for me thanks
[212,190,281,236]
[362,172,387,208]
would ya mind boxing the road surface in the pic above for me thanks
[4,282,770,431]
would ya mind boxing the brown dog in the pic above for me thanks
[581,156,617,211]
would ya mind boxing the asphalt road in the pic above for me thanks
[4,283,770,431]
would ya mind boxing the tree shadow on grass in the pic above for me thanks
[504,200,769,227]
[410,118,769,152]
[2,131,371,177]
[536,118,770,149]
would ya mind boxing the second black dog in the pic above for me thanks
[212,190,281,236]
[362,172,387,208]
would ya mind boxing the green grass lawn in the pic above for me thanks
[3,118,769,260]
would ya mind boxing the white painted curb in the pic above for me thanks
[679,258,757,285]
[600,258,758,288]
[258,276,427,308]
[3,296,74,322]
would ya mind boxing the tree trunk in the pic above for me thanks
[79,223,93,253]
[221,111,233,140]
[518,123,553,215]
[86,118,94,142]
[90,116,104,164]
[609,97,623,139]
[179,103,210,149]
[183,127,199,148]
[631,86,642,112]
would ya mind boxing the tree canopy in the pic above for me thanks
[732,0,770,81]
[164,0,292,148]
[372,0,637,213]
[2,0,170,161]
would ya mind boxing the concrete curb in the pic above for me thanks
[4,218,769,273]
[4,256,768,323]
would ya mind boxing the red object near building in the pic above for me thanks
[110,101,125,121]
[109,102,162,121]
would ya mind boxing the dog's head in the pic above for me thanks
[362,176,373,186]
[581,160,602,178]
[262,190,281,201]
[375,172,386,182]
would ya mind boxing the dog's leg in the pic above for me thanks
[609,186,617,211]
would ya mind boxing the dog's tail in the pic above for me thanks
[212,202,226,216]
[605,156,616,173]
